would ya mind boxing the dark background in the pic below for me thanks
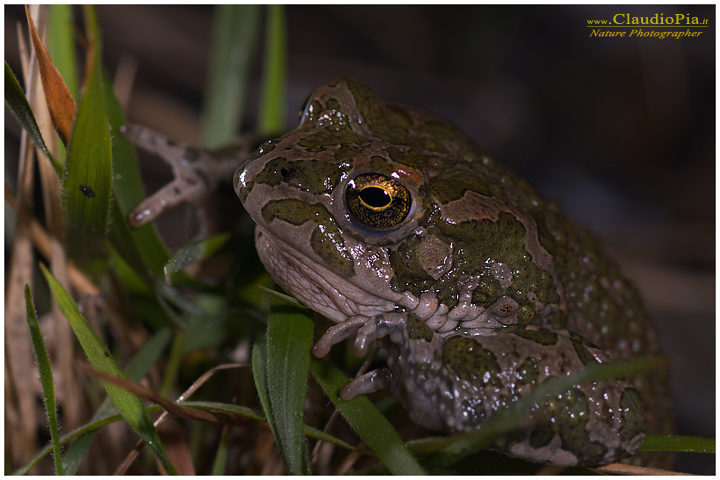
[5,5,715,474]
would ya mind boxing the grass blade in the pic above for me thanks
[252,343,274,422]
[59,432,94,476]
[310,359,426,475]
[164,232,231,283]
[47,4,78,99]
[202,5,261,149]
[61,6,112,275]
[101,69,169,275]
[264,297,314,474]
[211,426,231,475]
[641,434,715,454]
[13,406,163,476]
[24,285,63,475]
[257,5,287,135]
[16,388,369,475]
[186,401,370,455]
[4,61,59,171]
[106,204,155,286]
[61,328,173,475]
[40,264,178,474]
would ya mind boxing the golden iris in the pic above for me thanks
[345,173,411,229]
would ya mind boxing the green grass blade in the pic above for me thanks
[59,432,94,476]
[4,61,60,172]
[106,203,155,284]
[641,434,715,454]
[16,394,369,476]
[108,248,180,332]
[310,359,426,475]
[202,4,261,149]
[252,342,301,472]
[40,264,178,475]
[257,285,305,307]
[61,328,173,475]
[179,400,370,454]
[260,344,306,469]
[264,297,314,474]
[48,4,78,99]
[14,406,165,476]
[252,342,274,420]
[61,7,112,275]
[164,232,231,283]
[257,5,287,135]
[24,285,64,475]
[159,332,186,398]
[102,69,169,271]
[46,4,73,167]
[210,426,231,475]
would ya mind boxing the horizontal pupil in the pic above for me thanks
[360,186,391,208]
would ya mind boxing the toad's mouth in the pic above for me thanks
[253,226,398,324]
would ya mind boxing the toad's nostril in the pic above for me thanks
[280,167,297,180]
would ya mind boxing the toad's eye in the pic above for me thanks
[345,173,411,229]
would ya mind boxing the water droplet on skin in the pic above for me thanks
[79,185,95,198]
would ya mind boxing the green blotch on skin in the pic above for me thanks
[253,156,290,189]
[251,157,342,197]
[389,235,433,281]
[528,423,555,449]
[413,120,459,153]
[406,314,433,342]
[297,125,369,153]
[389,229,459,310]
[515,356,539,386]
[517,304,537,323]
[384,105,413,130]
[310,225,355,277]
[334,144,364,161]
[430,174,499,204]
[261,199,355,277]
[439,213,560,314]
[345,79,433,148]
[325,97,340,110]
[567,331,601,366]
[442,336,501,387]
[553,388,608,466]
[509,385,610,465]
[386,147,423,170]
[261,198,321,226]
[570,339,596,366]
[344,79,388,135]
[391,213,560,317]
[618,387,647,442]
[511,327,558,346]
[471,277,503,308]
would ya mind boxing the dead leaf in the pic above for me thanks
[25,4,77,145]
